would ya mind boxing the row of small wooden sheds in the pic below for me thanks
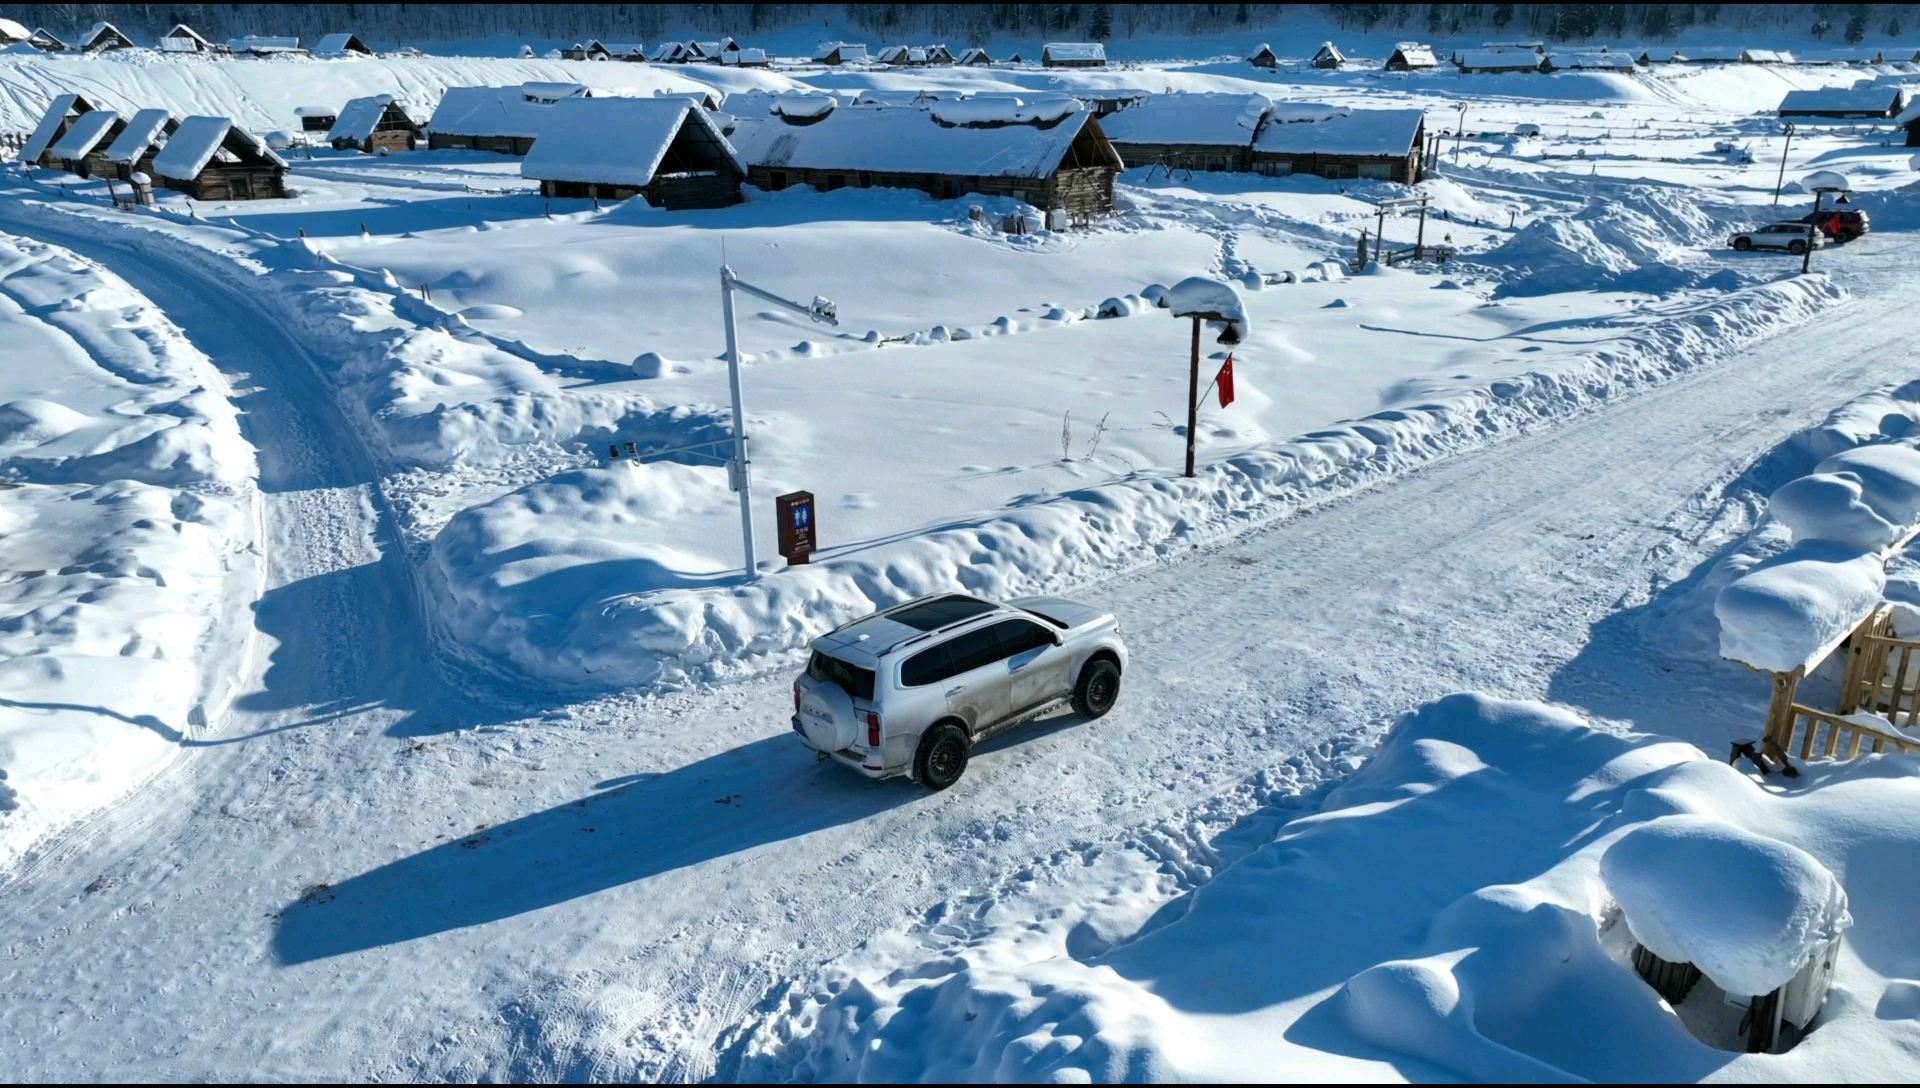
[2,20,374,57]
[20,94,287,199]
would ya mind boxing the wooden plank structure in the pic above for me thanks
[1042,42,1106,68]
[51,109,126,176]
[314,32,374,56]
[296,106,338,133]
[158,24,215,53]
[153,116,288,201]
[328,95,424,153]
[1312,42,1346,69]
[1248,43,1279,70]
[1760,606,1920,765]
[1386,43,1440,70]
[78,21,136,53]
[27,27,67,51]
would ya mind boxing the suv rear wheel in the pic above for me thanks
[1788,239,1807,255]
[1072,658,1122,718]
[914,723,970,790]
[1732,237,1752,251]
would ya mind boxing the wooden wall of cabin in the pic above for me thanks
[1109,142,1251,173]
[746,164,1115,218]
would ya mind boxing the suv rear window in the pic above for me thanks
[807,651,875,701]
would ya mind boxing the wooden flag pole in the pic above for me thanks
[1185,315,1201,478]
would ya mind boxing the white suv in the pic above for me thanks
[1729,222,1824,254]
[792,593,1128,789]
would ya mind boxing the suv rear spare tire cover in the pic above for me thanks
[798,682,859,751]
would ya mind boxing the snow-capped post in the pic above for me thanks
[719,263,839,577]
[1165,277,1248,478]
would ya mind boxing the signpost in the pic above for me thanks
[718,264,838,579]
[776,491,817,565]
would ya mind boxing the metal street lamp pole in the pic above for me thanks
[1454,103,1467,162]
[1773,123,1795,205]
[719,264,838,579]
[1802,190,1822,275]
[1185,316,1202,477]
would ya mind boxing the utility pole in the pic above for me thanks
[1773,123,1795,205]
[1185,316,1202,478]
[1802,189,1820,275]
[1454,102,1467,163]
[718,264,839,579]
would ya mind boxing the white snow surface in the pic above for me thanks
[742,693,1920,1082]
[0,230,258,867]
[1602,814,1852,997]
[1716,543,1888,673]
[46,107,118,161]
[102,107,173,164]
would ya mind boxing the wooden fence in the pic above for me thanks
[1763,606,1920,764]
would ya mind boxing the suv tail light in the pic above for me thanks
[867,711,882,748]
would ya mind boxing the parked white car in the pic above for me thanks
[1730,222,1824,254]
[793,593,1128,789]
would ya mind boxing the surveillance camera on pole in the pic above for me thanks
[720,264,840,579]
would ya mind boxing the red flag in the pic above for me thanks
[1217,353,1235,409]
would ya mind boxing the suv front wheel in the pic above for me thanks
[1072,658,1122,718]
[914,723,971,790]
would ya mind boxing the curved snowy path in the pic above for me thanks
[0,211,1912,1080]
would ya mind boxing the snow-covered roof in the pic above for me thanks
[328,94,399,143]
[722,47,769,65]
[520,96,744,186]
[50,109,120,161]
[1779,85,1904,115]
[1550,52,1638,70]
[1166,276,1249,340]
[162,24,211,47]
[1746,48,1795,64]
[1456,49,1545,70]
[1313,42,1345,64]
[79,21,131,50]
[429,86,557,139]
[1482,40,1545,52]
[1043,42,1105,62]
[1798,46,1881,64]
[1102,92,1274,148]
[959,47,991,64]
[314,33,371,55]
[28,27,66,49]
[294,105,338,118]
[1253,108,1425,157]
[0,18,29,41]
[103,108,174,164]
[600,41,644,57]
[153,116,286,180]
[521,82,589,103]
[158,37,201,53]
[1894,98,1920,127]
[728,101,1109,179]
[20,93,88,163]
[813,41,866,61]
[1684,45,1748,62]
[1637,47,1684,62]
[646,42,685,62]
[228,36,302,53]
[1389,43,1439,67]
[877,45,928,64]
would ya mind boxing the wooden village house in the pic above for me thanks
[314,33,375,56]
[0,18,28,47]
[959,47,993,66]
[78,22,135,52]
[426,83,588,154]
[1251,107,1427,182]
[1454,48,1548,73]
[27,27,67,51]
[327,95,424,153]
[812,42,866,66]
[1102,93,1273,173]
[519,96,745,209]
[51,109,126,176]
[1386,43,1439,70]
[20,93,100,168]
[100,109,179,180]
[1777,85,1907,120]
[295,105,339,133]
[1042,42,1106,68]
[158,24,215,53]
[1311,42,1346,69]
[1248,44,1279,70]
[1893,100,1920,145]
[726,97,1121,224]
[153,116,288,200]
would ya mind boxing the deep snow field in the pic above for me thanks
[2,37,1920,1084]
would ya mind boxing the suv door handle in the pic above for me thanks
[945,685,965,697]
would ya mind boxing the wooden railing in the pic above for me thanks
[1776,703,1920,761]
[1759,606,1920,765]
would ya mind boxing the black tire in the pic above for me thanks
[914,723,970,791]
[1732,237,1752,251]
[1072,658,1122,719]
[1788,240,1807,255]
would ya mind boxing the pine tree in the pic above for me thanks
[1492,3,1514,30]
[1889,14,1905,38]
[1088,3,1111,40]
[1426,3,1443,34]
[1844,5,1868,44]
[1236,4,1250,26]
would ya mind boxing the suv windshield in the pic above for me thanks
[807,651,875,701]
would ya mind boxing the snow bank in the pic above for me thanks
[439,271,1843,689]
[742,693,1920,1082]
[1602,815,1850,996]
[1768,472,1901,550]
[1716,542,1887,673]
[1478,186,1726,297]
[0,230,258,867]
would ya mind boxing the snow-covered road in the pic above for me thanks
[0,209,1911,1079]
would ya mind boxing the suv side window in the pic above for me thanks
[900,643,952,687]
[941,626,1006,675]
[990,619,1054,658]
